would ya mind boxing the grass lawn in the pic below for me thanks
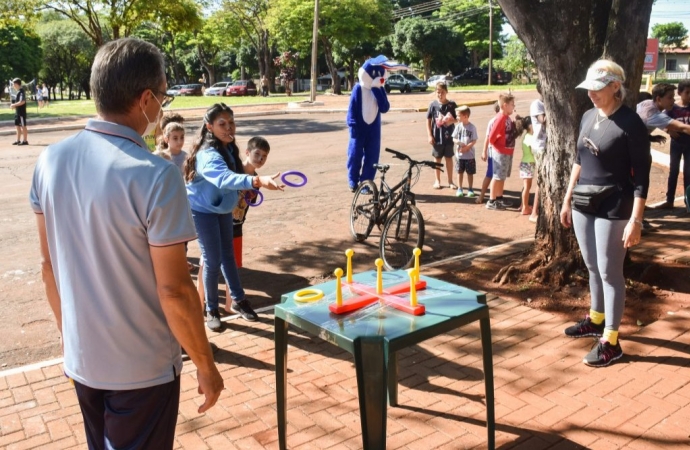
[0,93,312,122]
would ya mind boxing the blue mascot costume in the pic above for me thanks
[346,55,406,191]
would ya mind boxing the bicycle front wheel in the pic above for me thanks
[379,204,425,270]
[350,180,378,242]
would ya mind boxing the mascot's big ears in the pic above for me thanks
[359,55,408,89]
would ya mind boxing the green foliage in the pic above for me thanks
[439,0,504,67]
[268,0,393,93]
[491,35,534,83]
[0,24,43,88]
[391,17,464,79]
[651,22,688,49]
[36,19,96,97]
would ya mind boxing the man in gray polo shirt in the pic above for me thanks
[30,38,223,449]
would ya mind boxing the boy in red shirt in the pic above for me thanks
[486,93,516,210]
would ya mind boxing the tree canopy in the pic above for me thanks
[0,24,42,88]
[651,22,689,50]
[440,0,504,67]
[392,17,464,80]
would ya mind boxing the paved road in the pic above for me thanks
[8,91,666,369]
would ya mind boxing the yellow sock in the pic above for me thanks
[589,310,605,325]
[603,329,619,346]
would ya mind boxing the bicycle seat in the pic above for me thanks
[373,163,390,172]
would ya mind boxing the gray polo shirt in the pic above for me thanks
[30,119,197,390]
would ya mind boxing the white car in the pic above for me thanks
[166,85,182,96]
[427,75,453,88]
[205,81,232,96]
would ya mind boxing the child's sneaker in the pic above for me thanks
[466,190,476,198]
[455,189,464,197]
[564,316,604,338]
[486,200,505,210]
[583,339,623,367]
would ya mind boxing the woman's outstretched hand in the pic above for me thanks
[258,173,285,191]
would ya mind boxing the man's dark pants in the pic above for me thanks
[73,374,180,450]
[668,140,690,206]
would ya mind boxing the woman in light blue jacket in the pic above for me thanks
[185,103,282,331]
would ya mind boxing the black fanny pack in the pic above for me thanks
[571,184,620,214]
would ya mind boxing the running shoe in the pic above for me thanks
[583,339,623,367]
[456,189,464,197]
[564,316,604,338]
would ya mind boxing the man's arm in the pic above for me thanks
[665,119,690,136]
[36,214,62,334]
[149,243,224,413]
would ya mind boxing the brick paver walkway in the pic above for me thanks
[1,206,689,450]
[1,105,688,448]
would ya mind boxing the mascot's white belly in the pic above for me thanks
[362,88,378,125]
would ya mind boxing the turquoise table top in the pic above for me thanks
[274,270,487,353]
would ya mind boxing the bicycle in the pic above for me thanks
[349,148,442,270]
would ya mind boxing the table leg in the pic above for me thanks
[480,316,495,450]
[354,338,387,450]
[387,351,398,406]
[275,316,289,450]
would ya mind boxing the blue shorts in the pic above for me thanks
[485,156,493,178]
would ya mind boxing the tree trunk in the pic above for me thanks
[196,44,217,85]
[496,0,654,283]
[423,56,432,81]
[170,36,181,84]
[321,37,341,95]
[348,59,356,91]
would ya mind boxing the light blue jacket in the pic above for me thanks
[186,146,253,214]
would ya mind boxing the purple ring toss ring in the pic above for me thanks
[281,170,307,188]
[244,189,264,207]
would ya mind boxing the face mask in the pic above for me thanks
[141,91,164,137]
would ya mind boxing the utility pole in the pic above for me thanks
[488,0,493,87]
[310,0,319,102]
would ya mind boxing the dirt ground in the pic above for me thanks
[0,89,686,370]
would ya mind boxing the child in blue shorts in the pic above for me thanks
[476,102,500,204]
[452,105,478,197]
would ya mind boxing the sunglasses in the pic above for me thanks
[582,136,599,156]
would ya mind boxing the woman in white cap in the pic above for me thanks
[559,59,651,367]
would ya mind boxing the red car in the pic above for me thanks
[178,84,203,96]
[225,80,258,96]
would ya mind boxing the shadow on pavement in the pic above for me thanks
[239,118,348,136]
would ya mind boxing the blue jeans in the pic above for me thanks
[192,210,245,311]
[668,141,690,205]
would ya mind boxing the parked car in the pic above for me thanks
[385,73,428,93]
[177,84,203,96]
[166,85,183,96]
[453,68,511,86]
[205,81,232,96]
[427,75,454,88]
[226,80,258,96]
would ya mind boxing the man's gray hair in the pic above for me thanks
[90,38,165,115]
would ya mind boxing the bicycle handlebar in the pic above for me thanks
[385,148,444,171]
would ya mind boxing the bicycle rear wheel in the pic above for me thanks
[350,180,378,242]
[379,204,424,270]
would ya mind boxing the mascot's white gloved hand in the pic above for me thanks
[371,72,388,89]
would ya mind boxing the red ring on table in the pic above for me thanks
[281,170,307,188]
[244,190,263,207]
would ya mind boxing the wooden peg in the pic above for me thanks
[375,258,383,295]
[413,248,422,282]
[334,268,343,307]
[407,268,417,307]
[345,249,354,284]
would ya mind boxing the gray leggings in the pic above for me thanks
[572,210,628,330]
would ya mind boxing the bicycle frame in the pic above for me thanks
[373,162,416,226]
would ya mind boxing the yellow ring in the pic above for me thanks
[293,288,324,303]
